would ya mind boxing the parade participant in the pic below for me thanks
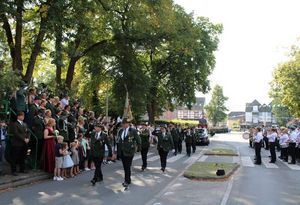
[90,124,112,186]
[267,127,277,163]
[10,111,30,175]
[170,124,179,155]
[184,127,193,157]
[191,127,196,153]
[253,127,263,165]
[117,118,141,188]
[279,128,289,161]
[287,125,297,164]
[156,125,174,172]
[139,123,151,171]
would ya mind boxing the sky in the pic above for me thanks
[174,0,300,112]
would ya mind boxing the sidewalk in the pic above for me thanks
[0,169,51,192]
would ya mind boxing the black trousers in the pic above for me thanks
[178,140,182,154]
[92,156,103,181]
[173,140,179,155]
[269,142,276,162]
[254,143,261,164]
[281,147,288,161]
[263,137,269,150]
[192,140,196,153]
[186,143,191,156]
[11,146,27,173]
[141,147,149,168]
[288,143,296,164]
[158,148,168,169]
[120,152,133,184]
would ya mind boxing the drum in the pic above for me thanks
[242,132,250,140]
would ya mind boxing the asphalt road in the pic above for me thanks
[1,133,300,205]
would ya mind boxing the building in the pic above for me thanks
[159,97,205,121]
[245,100,276,127]
[227,111,245,129]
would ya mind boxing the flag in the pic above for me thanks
[122,90,133,121]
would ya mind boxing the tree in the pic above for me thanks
[205,85,228,126]
[270,43,300,118]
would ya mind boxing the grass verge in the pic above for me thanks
[204,148,238,156]
[184,162,239,181]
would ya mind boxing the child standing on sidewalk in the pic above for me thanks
[54,136,64,181]
[62,143,74,178]
[71,140,80,175]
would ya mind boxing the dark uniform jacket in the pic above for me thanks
[171,128,179,142]
[90,131,112,158]
[31,115,45,139]
[117,127,141,157]
[11,121,29,147]
[184,130,193,144]
[140,129,150,149]
[157,132,174,152]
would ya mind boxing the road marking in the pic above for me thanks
[198,155,208,162]
[220,176,234,205]
[168,154,185,163]
[232,156,239,163]
[148,155,160,162]
[261,158,279,168]
[241,156,255,167]
[183,152,202,164]
[133,152,154,161]
[280,159,300,170]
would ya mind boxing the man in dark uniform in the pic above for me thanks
[90,124,112,185]
[28,96,41,128]
[177,125,183,154]
[170,124,179,155]
[184,127,193,157]
[31,109,45,161]
[10,111,30,175]
[139,124,151,171]
[117,118,141,188]
[191,127,196,153]
[46,94,56,118]
[154,125,174,172]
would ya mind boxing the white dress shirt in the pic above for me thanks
[267,133,277,143]
[289,131,298,143]
[254,132,263,143]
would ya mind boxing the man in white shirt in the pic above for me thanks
[288,125,297,164]
[267,128,277,163]
[254,127,263,165]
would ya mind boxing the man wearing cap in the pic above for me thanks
[288,125,297,164]
[170,124,179,155]
[117,118,141,188]
[90,124,112,185]
[139,123,151,171]
[155,125,174,172]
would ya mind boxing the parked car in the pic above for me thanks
[194,128,210,146]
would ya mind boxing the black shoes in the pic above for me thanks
[288,162,296,164]
[160,167,165,172]
[122,182,130,188]
[91,179,96,186]
[141,167,146,171]
[269,161,276,163]
[254,162,261,165]
[11,172,18,176]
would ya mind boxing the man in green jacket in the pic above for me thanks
[90,123,112,186]
[139,124,151,171]
[155,125,174,172]
[117,118,141,188]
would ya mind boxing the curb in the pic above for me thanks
[0,172,52,192]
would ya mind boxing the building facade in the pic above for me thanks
[245,100,276,127]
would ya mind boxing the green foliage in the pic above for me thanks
[270,43,300,118]
[205,85,228,126]
[0,64,21,99]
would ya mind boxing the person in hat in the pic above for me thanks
[90,123,112,186]
[155,125,174,172]
[287,125,297,164]
[117,118,141,188]
[139,123,151,171]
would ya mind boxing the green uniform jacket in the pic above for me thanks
[157,132,174,152]
[171,128,179,142]
[90,131,112,158]
[140,129,150,149]
[117,127,141,157]
[184,130,193,144]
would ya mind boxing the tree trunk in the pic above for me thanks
[1,14,15,65]
[65,57,80,90]
[14,0,24,73]
[147,86,158,124]
[23,11,49,83]
[54,24,63,90]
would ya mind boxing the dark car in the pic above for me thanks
[194,128,210,146]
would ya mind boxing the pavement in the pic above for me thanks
[1,133,300,205]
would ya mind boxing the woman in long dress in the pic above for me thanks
[42,118,56,173]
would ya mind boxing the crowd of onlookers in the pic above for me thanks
[248,125,300,165]
[0,83,123,178]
